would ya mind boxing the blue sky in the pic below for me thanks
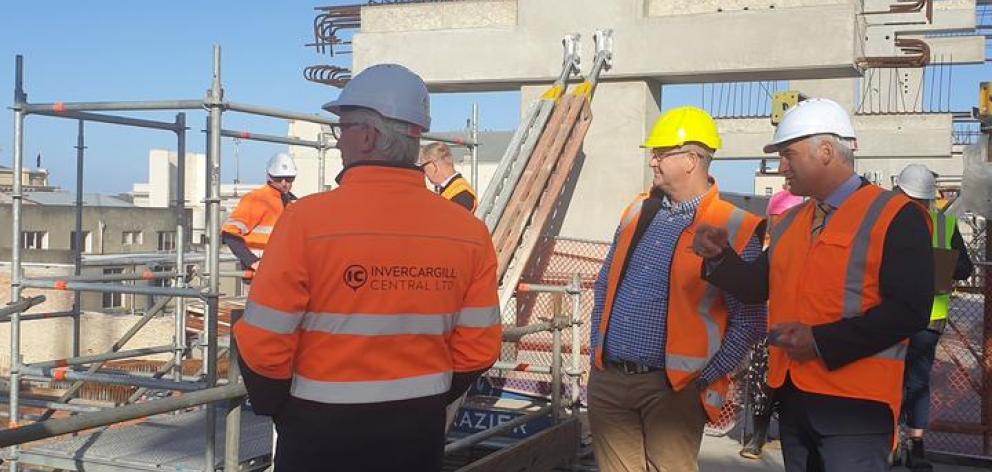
[0,1,988,194]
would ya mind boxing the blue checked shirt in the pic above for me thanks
[591,194,766,387]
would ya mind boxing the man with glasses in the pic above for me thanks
[221,152,298,273]
[418,142,477,212]
[588,106,765,471]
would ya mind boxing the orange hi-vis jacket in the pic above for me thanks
[766,185,927,437]
[222,184,286,254]
[595,184,763,422]
[233,164,502,404]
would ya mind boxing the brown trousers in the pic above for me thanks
[588,364,708,472]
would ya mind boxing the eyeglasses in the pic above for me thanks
[650,148,694,161]
[330,122,368,140]
[417,160,436,170]
[270,176,295,183]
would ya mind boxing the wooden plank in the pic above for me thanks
[492,95,574,267]
[497,96,593,308]
[456,416,580,472]
[495,95,586,279]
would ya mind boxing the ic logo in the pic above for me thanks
[343,265,368,291]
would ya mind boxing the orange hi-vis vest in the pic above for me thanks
[766,185,927,438]
[440,174,478,213]
[233,165,502,404]
[222,184,286,254]
[595,184,763,422]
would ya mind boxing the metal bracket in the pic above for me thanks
[561,33,582,76]
[594,29,614,71]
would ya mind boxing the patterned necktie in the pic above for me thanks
[810,202,832,239]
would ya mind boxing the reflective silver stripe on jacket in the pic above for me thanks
[243,300,304,334]
[224,219,250,235]
[302,312,455,336]
[841,191,899,318]
[292,371,452,404]
[457,305,500,328]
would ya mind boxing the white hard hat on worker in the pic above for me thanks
[266,152,297,178]
[266,152,297,193]
[896,163,937,200]
[763,98,857,154]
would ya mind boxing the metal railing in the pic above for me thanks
[447,273,585,455]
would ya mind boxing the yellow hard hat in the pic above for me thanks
[642,106,722,151]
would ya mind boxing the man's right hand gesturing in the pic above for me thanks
[693,224,729,259]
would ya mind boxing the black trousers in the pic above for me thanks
[273,394,447,472]
[777,377,892,472]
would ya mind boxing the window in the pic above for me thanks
[158,231,176,251]
[122,231,143,246]
[70,231,92,254]
[102,268,124,308]
[21,231,48,250]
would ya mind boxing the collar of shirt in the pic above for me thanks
[821,173,862,210]
[435,172,462,193]
[660,192,704,216]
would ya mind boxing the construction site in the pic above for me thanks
[1,0,991,470]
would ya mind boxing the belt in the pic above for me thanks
[607,359,662,375]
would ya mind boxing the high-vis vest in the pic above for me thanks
[440,174,478,212]
[233,165,502,405]
[595,184,763,422]
[767,185,927,441]
[930,210,957,321]
[222,185,286,254]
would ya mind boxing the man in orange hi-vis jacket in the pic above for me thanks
[232,64,502,472]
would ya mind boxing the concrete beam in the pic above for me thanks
[716,113,953,159]
[918,36,987,64]
[354,0,862,92]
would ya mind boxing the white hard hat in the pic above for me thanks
[897,163,937,200]
[266,153,297,178]
[764,98,857,153]
[322,64,431,133]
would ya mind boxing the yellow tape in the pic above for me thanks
[571,81,593,97]
[541,84,564,100]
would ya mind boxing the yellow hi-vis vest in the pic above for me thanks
[440,175,478,212]
[930,210,957,321]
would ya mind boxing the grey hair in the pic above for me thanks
[682,142,714,167]
[346,108,421,165]
[809,134,856,165]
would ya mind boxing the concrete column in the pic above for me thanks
[520,80,661,241]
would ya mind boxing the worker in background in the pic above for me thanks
[588,106,766,471]
[894,163,974,472]
[739,185,805,460]
[233,64,501,472]
[693,98,934,471]
[418,141,478,212]
[221,152,298,272]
